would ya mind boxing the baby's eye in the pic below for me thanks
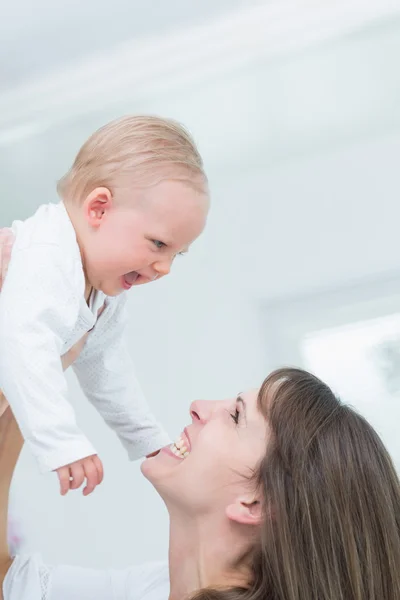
[153,240,165,249]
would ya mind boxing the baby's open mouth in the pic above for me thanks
[124,271,139,286]
[122,271,140,289]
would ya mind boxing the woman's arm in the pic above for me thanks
[0,229,28,592]
[0,405,23,595]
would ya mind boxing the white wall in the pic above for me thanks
[232,131,400,298]
[4,125,400,567]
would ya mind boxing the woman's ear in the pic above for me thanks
[226,494,262,526]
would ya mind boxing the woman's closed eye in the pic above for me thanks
[230,408,240,424]
[229,396,246,426]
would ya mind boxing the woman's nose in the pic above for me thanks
[190,400,214,424]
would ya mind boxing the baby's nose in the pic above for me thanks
[154,260,171,276]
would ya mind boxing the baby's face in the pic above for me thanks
[81,179,209,296]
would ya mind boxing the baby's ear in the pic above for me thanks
[84,187,113,227]
[226,494,262,526]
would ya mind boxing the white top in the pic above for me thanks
[3,554,170,600]
[0,202,170,472]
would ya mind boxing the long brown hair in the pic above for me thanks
[193,368,400,600]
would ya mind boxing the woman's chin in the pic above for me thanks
[141,448,164,480]
[141,444,184,483]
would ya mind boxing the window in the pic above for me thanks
[263,273,400,468]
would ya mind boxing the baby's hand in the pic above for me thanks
[56,454,104,496]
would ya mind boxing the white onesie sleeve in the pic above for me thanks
[72,296,171,459]
[3,554,170,600]
[0,244,97,472]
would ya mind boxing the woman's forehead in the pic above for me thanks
[237,388,261,416]
[240,388,260,402]
[239,388,270,443]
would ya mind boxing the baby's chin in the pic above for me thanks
[95,280,125,297]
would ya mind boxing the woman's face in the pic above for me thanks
[141,389,269,514]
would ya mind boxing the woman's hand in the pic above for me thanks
[0,393,8,420]
[0,229,15,422]
[0,229,14,291]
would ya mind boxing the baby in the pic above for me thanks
[0,115,209,496]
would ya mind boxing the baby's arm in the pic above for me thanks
[0,243,97,475]
[72,296,171,459]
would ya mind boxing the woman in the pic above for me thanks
[0,365,400,599]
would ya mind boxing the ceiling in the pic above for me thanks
[0,0,399,176]
[0,0,248,90]
[0,0,399,301]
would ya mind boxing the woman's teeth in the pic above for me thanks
[170,437,190,459]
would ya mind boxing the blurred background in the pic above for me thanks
[2,0,400,569]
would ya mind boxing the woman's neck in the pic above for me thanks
[168,511,251,600]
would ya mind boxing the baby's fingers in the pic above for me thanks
[70,462,85,490]
[82,458,100,496]
[57,466,71,496]
[92,455,104,485]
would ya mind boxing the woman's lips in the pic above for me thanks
[146,450,161,458]
[182,427,192,452]
[161,445,183,460]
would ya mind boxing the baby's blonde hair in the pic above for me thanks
[57,115,208,203]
